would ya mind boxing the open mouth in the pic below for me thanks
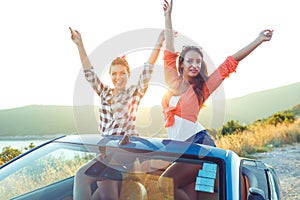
[189,67,199,73]
[114,79,125,87]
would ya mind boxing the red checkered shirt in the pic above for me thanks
[84,63,154,136]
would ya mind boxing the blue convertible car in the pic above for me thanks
[0,134,281,200]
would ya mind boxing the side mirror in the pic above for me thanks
[247,187,266,200]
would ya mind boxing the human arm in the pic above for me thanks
[163,0,175,53]
[204,57,238,100]
[204,30,273,99]
[134,31,166,96]
[232,29,273,61]
[162,0,189,94]
[69,27,109,97]
[148,30,165,64]
[73,158,100,200]
[69,27,92,71]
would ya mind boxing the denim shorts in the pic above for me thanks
[185,130,216,147]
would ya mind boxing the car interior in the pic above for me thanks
[8,153,220,200]
[240,159,278,200]
[82,151,220,200]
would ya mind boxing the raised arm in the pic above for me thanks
[148,30,165,64]
[137,31,165,95]
[232,29,273,62]
[162,0,187,94]
[163,0,175,53]
[69,27,92,71]
[69,27,108,97]
[204,30,273,99]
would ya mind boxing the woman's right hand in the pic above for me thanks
[69,27,82,45]
[163,0,173,16]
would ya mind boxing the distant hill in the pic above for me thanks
[200,81,300,128]
[138,82,300,129]
[0,105,98,138]
[0,82,299,137]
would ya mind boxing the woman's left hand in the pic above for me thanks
[259,29,274,42]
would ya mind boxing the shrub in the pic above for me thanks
[0,143,36,165]
[266,111,295,126]
[216,119,300,157]
[220,120,247,135]
[0,146,22,164]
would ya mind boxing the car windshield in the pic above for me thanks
[0,142,97,200]
[0,140,222,200]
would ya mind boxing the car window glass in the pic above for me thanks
[0,146,96,199]
[84,151,221,200]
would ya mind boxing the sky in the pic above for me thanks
[0,0,299,110]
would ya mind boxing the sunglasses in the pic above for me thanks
[182,45,203,52]
[185,58,202,65]
[181,45,203,66]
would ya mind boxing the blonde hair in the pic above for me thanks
[110,56,130,77]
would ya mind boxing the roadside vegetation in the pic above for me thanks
[0,143,35,165]
[214,105,300,157]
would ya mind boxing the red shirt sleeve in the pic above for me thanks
[203,56,239,100]
[163,50,186,94]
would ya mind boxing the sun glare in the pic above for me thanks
[139,85,167,108]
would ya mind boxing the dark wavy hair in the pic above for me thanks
[110,56,130,77]
[178,46,208,104]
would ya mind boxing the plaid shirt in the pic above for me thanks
[84,63,154,136]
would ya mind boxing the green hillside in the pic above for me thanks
[141,81,300,129]
[292,104,300,116]
[0,105,98,137]
[199,82,300,128]
[0,82,299,137]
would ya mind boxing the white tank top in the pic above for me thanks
[166,96,205,141]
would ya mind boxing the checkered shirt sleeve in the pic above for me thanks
[126,62,154,122]
[135,62,154,96]
[84,67,110,97]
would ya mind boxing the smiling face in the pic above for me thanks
[180,50,203,81]
[110,64,129,91]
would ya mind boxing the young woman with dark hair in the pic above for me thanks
[159,1,273,199]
